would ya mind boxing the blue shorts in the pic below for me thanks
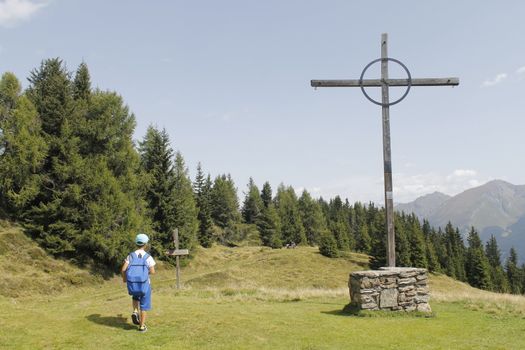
[132,285,152,311]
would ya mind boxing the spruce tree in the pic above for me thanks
[465,227,492,290]
[260,181,273,208]
[407,215,428,268]
[24,59,85,256]
[506,248,522,294]
[0,73,47,215]
[139,126,176,241]
[356,224,372,253]
[395,215,412,267]
[172,152,198,250]
[73,62,91,101]
[193,164,214,247]
[422,220,440,272]
[298,190,328,245]
[327,196,352,250]
[210,174,240,229]
[241,177,264,224]
[485,235,509,292]
[22,60,146,268]
[444,222,467,281]
[319,232,339,258]
[275,185,306,245]
[256,203,282,248]
[369,209,387,269]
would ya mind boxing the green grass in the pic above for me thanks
[1,223,525,349]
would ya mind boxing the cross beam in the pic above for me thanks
[311,78,459,87]
[311,33,459,268]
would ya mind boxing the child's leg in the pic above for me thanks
[132,298,140,312]
[139,287,152,328]
[140,310,147,327]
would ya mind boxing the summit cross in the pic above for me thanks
[311,33,459,267]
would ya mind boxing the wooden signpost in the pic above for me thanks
[311,33,459,267]
[166,228,189,289]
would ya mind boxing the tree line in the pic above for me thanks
[0,59,523,295]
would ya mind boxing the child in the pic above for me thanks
[121,233,156,332]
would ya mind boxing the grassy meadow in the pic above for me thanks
[1,222,525,349]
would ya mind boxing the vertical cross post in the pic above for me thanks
[310,33,458,269]
[381,33,396,267]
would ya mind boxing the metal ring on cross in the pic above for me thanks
[359,57,412,107]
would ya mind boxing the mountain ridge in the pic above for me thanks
[395,179,525,261]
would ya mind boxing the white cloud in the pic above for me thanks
[393,169,491,203]
[481,73,507,87]
[447,169,477,178]
[517,66,525,76]
[0,0,48,28]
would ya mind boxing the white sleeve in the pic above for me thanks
[146,256,156,268]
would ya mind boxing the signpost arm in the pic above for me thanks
[381,33,396,267]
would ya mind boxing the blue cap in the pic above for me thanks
[135,233,149,246]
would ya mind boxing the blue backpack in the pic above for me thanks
[126,252,151,297]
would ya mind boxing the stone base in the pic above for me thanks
[348,267,431,312]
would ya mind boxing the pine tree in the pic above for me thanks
[485,235,502,267]
[407,214,428,268]
[256,203,282,248]
[485,235,509,292]
[297,190,327,245]
[193,163,214,247]
[0,73,47,215]
[210,174,240,229]
[319,232,339,258]
[395,215,412,267]
[369,209,387,269]
[327,196,352,250]
[172,152,198,250]
[24,59,85,256]
[422,220,440,272]
[356,224,372,253]
[139,126,176,241]
[444,222,467,281]
[73,62,91,101]
[353,202,371,253]
[465,227,492,290]
[241,177,264,224]
[275,185,306,245]
[22,60,146,269]
[506,248,522,294]
[260,181,273,208]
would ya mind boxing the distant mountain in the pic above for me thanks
[395,180,525,261]
[395,192,451,219]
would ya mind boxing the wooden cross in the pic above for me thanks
[311,33,459,267]
[166,228,189,289]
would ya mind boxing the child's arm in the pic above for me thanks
[149,266,156,275]
[121,261,129,282]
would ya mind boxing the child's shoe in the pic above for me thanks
[138,325,148,333]
[131,312,140,325]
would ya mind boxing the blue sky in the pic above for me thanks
[1,0,524,203]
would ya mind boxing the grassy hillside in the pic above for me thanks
[1,223,525,349]
[0,221,100,297]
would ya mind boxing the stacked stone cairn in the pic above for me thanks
[348,267,431,313]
